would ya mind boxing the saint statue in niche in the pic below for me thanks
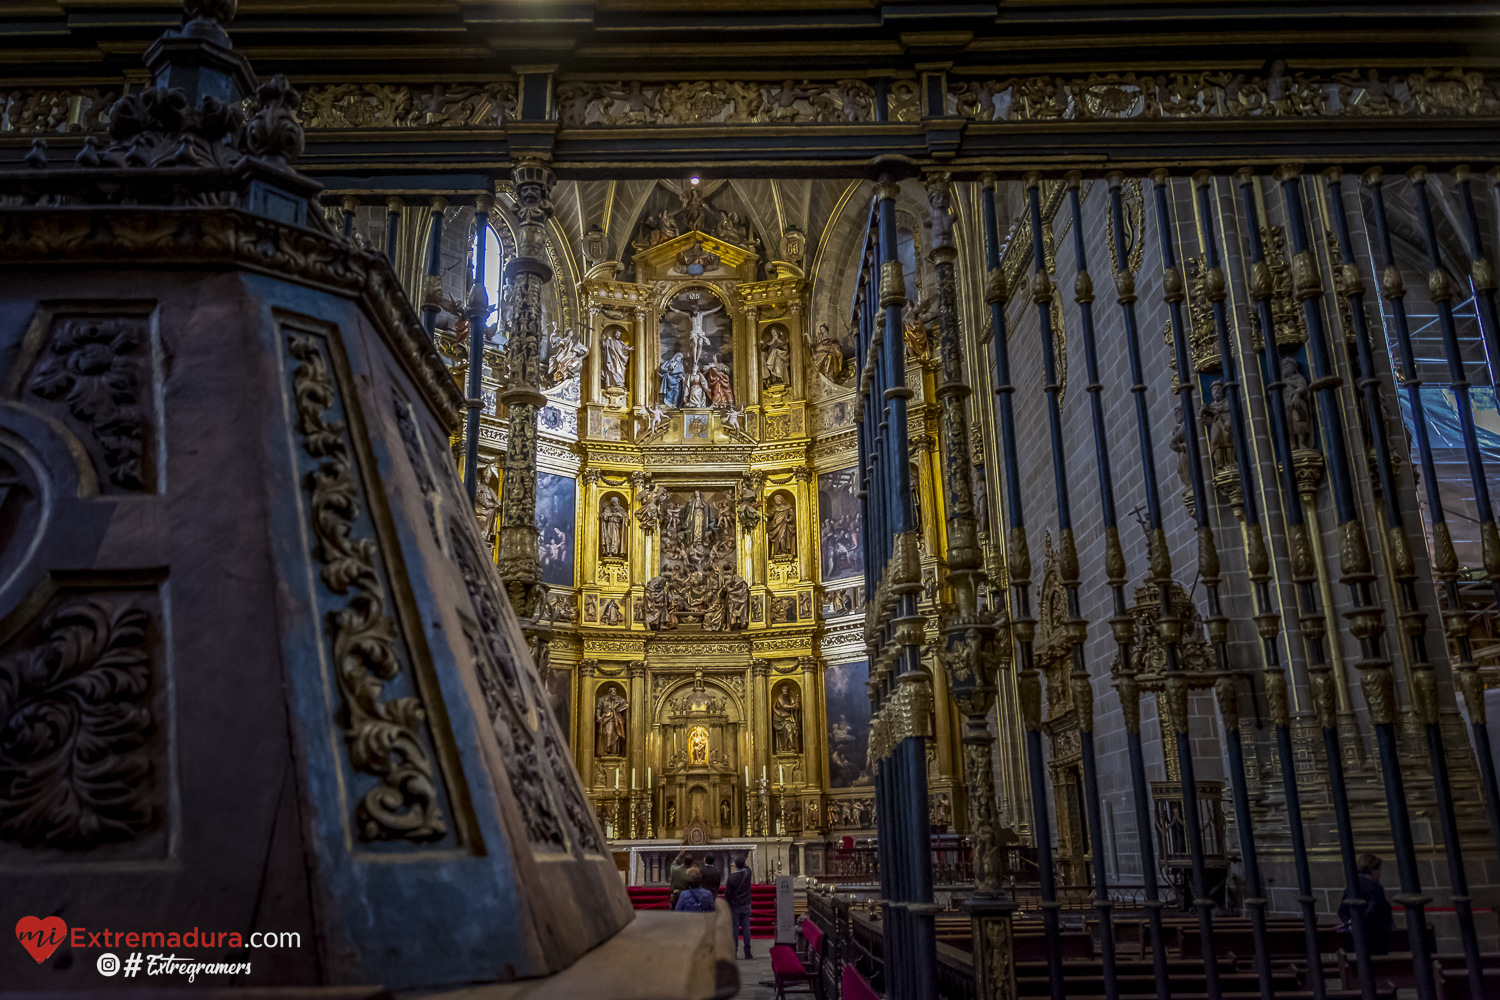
[761,326,791,386]
[703,352,734,407]
[1282,356,1315,450]
[666,799,677,828]
[546,325,588,386]
[684,490,717,545]
[603,328,633,391]
[690,726,709,765]
[596,687,628,758]
[811,322,846,379]
[773,682,802,755]
[1201,379,1234,470]
[658,352,685,408]
[720,799,731,827]
[767,493,797,558]
[599,495,628,558]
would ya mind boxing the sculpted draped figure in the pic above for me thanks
[761,326,790,386]
[598,495,628,558]
[658,352,685,408]
[1282,355,1315,450]
[811,322,846,379]
[767,493,797,558]
[1201,379,1235,469]
[596,687,628,758]
[703,352,733,406]
[602,328,633,390]
[684,490,716,544]
[772,682,802,755]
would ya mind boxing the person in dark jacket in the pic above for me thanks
[1337,854,1394,955]
[673,868,715,913]
[700,857,723,896]
[668,851,693,910]
[723,855,754,959]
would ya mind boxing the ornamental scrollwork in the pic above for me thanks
[0,599,156,850]
[297,83,517,129]
[287,332,447,844]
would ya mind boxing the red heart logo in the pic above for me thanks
[15,916,67,964]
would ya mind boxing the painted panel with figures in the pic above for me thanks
[817,468,863,582]
[825,659,872,788]
[536,471,576,587]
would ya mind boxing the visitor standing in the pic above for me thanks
[1336,853,1394,955]
[700,857,722,896]
[724,855,754,959]
[668,850,693,910]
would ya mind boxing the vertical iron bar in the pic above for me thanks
[877,179,937,1000]
[1449,166,1500,855]
[385,195,402,265]
[980,175,1065,1000]
[1104,173,1173,1000]
[1148,170,1220,996]
[1280,166,1435,1000]
[464,194,492,502]
[1028,172,1118,1000]
[1189,170,1276,1000]
[1234,169,1346,1000]
[422,196,447,338]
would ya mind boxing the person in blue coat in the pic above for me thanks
[673,868,715,913]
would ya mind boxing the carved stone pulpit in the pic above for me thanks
[0,4,676,992]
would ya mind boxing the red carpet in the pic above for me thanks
[626,883,778,938]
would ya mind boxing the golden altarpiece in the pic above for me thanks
[448,184,984,873]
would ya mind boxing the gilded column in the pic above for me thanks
[745,306,761,406]
[751,658,772,791]
[579,659,599,789]
[495,158,556,661]
[634,306,651,413]
[629,661,647,837]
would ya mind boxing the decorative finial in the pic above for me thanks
[23,138,48,170]
[245,75,305,165]
[75,134,101,168]
[183,0,236,27]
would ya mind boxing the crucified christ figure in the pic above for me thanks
[666,300,724,366]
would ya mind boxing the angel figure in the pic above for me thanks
[678,181,707,233]
[722,403,744,431]
[765,79,811,121]
[645,400,669,432]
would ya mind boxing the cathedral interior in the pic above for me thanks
[3,2,1500,998]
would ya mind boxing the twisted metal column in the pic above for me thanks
[1148,171,1220,994]
[1279,165,1435,1000]
[1025,172,1117,1000]
[979,175,1064,1000]
[1103,173,1172,1000]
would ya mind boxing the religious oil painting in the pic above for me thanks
[825,659,872,788]
[657,287,733,410]
[818,467,864,581]
[536,471,576,587]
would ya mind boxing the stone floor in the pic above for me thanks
[731,953,777,1000]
